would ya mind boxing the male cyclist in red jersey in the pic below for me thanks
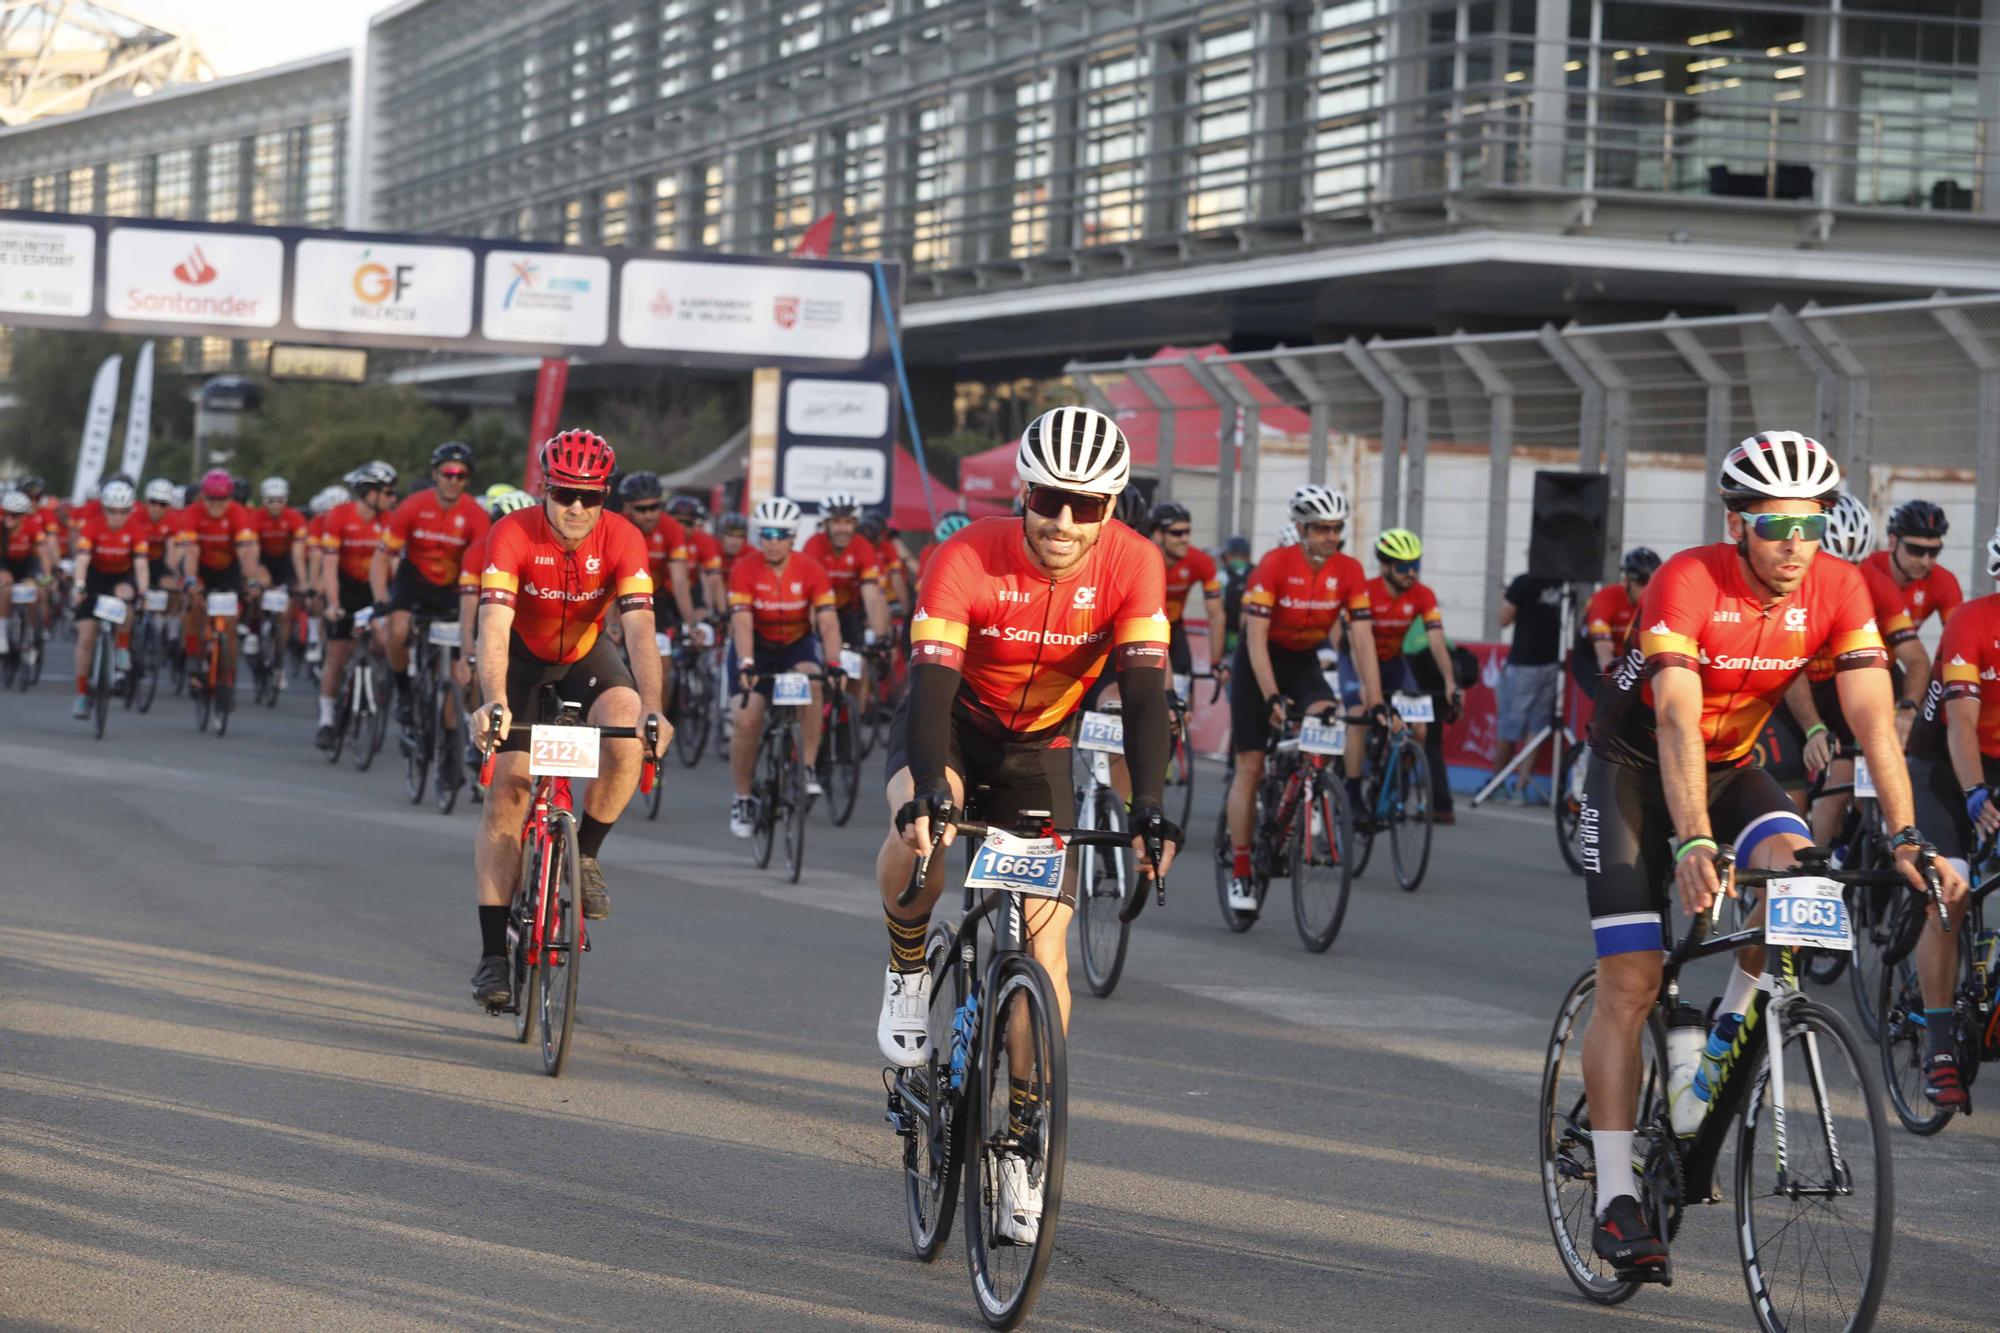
[457,488,538,720]
[1865,499,1960,742]
[1225,484,1389,915]
[374,443,489,728]
[1349,527,1459,735]
[617,472,697,714]
[667,495,726,611]
[1781,494,1926,849]
[1577,432,1965,1275]
[1579,547,1660,683]
[470,431,670,1009]
[176,469,266,690]
[726,496,843,835]
[1,489,56,663]
[1902,527,2000,1111]
[1147,500,1227,688]
[316,463,396,750]
[802,492,890,721]
[247,477,307,686]
[68,478,150,718]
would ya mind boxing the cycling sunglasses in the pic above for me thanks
[1386,559,1420,575]
[549,485,606,510]
[1899,540,1943,559]
[757,526,794,542]
[627,501,662,514]
[437,467,470,481]
[1024,486,1111,524]
[1164,526,1192,539]
[1746,512,1827,544]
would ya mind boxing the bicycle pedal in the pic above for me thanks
[1615,1260,1671,1286]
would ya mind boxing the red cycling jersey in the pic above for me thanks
[1583,583,1639,656]
[458,531,487,593]
[1591,543,1889,769]
[685,528,724,574]
[141,510,175,564]
[38,498,71,553]
[728,550,835,646]
[909,516,1169,737]
[75,511,151,576]
[479,508,653,665]
[4,512,47,562]
[1363,575,1441,661]
[1862,550,1962,628]
[247,505,307,562]
[319,502,386,584]
[801,531,880,612]
[381,489,490,589]
[1164,546,1220,622]
[1241,545,1371,653]
[1908,594,2000,761]
[177,501,257,573]
[1805,559,1914,686]
[639,515,690,579]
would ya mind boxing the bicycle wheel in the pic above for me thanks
[1877,929,1953,1135]
[538,812,583,1077]
[1213,803,1256,933]
[963,953,1067,1330]
[350,690,377,771]
[904,925,964,1260]
[676,668,711,767]
[1166,708,1195,833]
[1556,743,1587,877]
[1388,737,1433,892]
[364,660,391,762]
[434,699,463,816]
[1735,999,1893,1333]
[1291,775,1355,953]
[1537,968,1654,1306]
[214,675,233,737]
[137,624,160,713]
[825,694,860,827]
[90,637,112,739]
[403,676,433,804]
[192,648,213,732]
[783,739,808,884]
[751,728,779,869]
[511,839,539,1045]
[1076,787,1130,997]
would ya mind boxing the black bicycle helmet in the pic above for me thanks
[430,440,474,472]
[1114,484,1148,527]
[667,493,705,522]
[1147,499,1191,533]
[719,511,748,535]
[1224,534,1251,558]
[620,470,664,502]
[231,476,252,504]
[1620,546,1662,579]
[1886,499,1948,540]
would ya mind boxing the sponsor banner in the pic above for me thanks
[118,341,154,478]
[619,258,871,360]
[293,238,474,338]
[269,344,369,382]
[785,377,890,440]
[782,445,887,506]
[522,357,570,492]
[71,354,121,504]
[106,227,282,327]
[482,250,610,346]
[0,218,93,316]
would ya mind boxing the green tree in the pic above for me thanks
[226,382,523,495]
[0,329,152,485]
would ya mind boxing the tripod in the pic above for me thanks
[1471,583,1579,809]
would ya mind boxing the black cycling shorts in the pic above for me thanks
[4,555,40,582]
[263,553,297,590]
[498,631,637,753]
[727,634,822,701]
[1229,639,1336,756]
[326,573,374,642]
[1909,753,2000,865]
[80,566,134,603]
[388,560,458,620]
[836,603,866,650]
[1580,754,1810,958]
[1168,619,1193,677]
[196,564,243,596]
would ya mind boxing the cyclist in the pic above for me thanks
[374,443,489,728]
[874,518,918,611]
[175,469,266,692]
[1224,486,1385,915]
[725,495,843,835]
[1350,527,1460,738]
[1862,499,1960,738]
[802,492,891,718]
[138,479,181,618]
[457,487,538,714]
[315,463,396,751]
[470,430,670,1006]
[915,509,971,585]
[666,495,726,611]
[618,472,698,710]
[1577,431,1964,1275]
[1902,525,2000,1110]
[22,477,69,561]
[1582,547,1661,676]
[69,478,151,717]
[1,489,55,658]
[877,406,1178,1244]
[246,477,307,682]
[302,484,349,668]
[1219,533,1253,655]
[1148,500,1227,688]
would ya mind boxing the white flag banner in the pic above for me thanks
[118,341,154,479]
[70,353,122,504]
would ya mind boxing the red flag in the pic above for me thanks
[792,212,836,260]
[523,357,570,492]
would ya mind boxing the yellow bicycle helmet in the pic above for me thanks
[1375,528,1423,562]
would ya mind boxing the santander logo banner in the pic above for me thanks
[106,228,282,327]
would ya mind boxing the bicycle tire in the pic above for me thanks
[404,674,433,805]
[1877,921,1956,1135]
[434,693,462,815]
[137,623,161,712]
[1555,744,1587,877]
[192,651,213,732]
[676,667,711,767]
[1213,803,1257,932]
[1735,999,1893,1333]
[1290,775,1354,953]
[826,693,861,827]
[539,811,582,1077]
[511,838,538,1044]
[1076,786,1130,997]
[215,676,232,736]
[91,635,112,740]
[1389,737,1433,892]
[905,925,964,1260]
[784,736,808,884]
[963,953,1067,1330]
[364,661,391,762]
[1167,707,1194,833]
[1537,968,1649,1306]
[751,727,779,869]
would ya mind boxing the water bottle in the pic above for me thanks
[1976,929,2000,987]
[1665,1003,1708,1136]
[948,992,979,1092]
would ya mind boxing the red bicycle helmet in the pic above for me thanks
[540,428,616,490]
[199,468,234,500]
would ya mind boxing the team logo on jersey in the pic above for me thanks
[997,589,1029,604]
[979,625,1001,637]
[912,607,929,621]
[1712,610,1742,623]
[585,555,602,574]
[1913,590,1928,607]
[453,515,464,528]
[1072,585,1097,609]
[1951,653,1970,666]
[791,581,801,593]
[1783,606,1808,632]
[1648,619,1671,636]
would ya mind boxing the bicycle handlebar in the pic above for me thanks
[475,710,662,792]
[1678,843,1948,963]
[895,811,1168,909]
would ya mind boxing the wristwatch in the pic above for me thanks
[1887,825,1925,853]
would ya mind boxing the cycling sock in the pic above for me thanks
[75,674,87,693]
[318,696,335,727]
[1008,1076,1038,1138]
[115,626,130,649]
[478,905,509,957]
[1345,774,1363,806]
[1719,963,1761,1020]
[1593,1129,1637,1215]
[1232,845,1252,879]
[1924,1009,1956,1061]
[394,672,411,699]
[885,912,929,972]
[577,815,613,859]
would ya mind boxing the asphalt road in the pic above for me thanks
[2,642,1996,1331]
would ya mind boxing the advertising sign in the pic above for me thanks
[70,354,121,504]
[785,377,889,439]
[782,445,888,506]
[619,258,871,360]
[118,341,153,478]
[106,227,282,327]
[482,251,610,346]
[294,238,475,338]
[0,218,93,316]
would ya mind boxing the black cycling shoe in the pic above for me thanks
[579,856,610,920]
[315,724,336,751]
[471,954,511,1008]
[1593,1194,1668,1272]
[394,693,414,725]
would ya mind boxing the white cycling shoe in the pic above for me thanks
[1226,877,1259,913]
[729,796,753,838]
[996,1154,1043,1245]
[804,772,824,798]
[877,966,932,1068]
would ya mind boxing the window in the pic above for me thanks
[1010,73,1055,256]
[154,149,193,219]
[911,103,954,266]
[102,159,142,216]
[700,162,723,247]
[30,174,56,211]
[67,165,97,214]
[839,118,887,257]
[1312,1,1388,213]
[654,175,681,248]
[206,142,241,221]
[771,134,817,251]
[1189,25,1255,230]
[251,131,288,224]
[600,186,630,245]
[302,121,342,227]
[1082,50,1147,246]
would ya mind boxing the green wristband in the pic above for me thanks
[1674,836,1719,866]
[1804,723,1828,741]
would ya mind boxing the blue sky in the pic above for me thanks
[136,1,405,76]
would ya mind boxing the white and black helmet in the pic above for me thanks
[144,478,177,505]
[1276,521,1300,548]
[820,492,860,516]
[2,489,32,516]
[99,479,137,509]
[260,476,289,501]
[1987,525,2000,580]
[1718,431,1841,510]
[1821,492,1873,564]
[751,496,802,533]
[1016,406,1131,497]
[1288,484,1350,524]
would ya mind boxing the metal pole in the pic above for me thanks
[1798,306,1873,502]
[1181,356,1237,545]
[1344,338,1404,531]
[1452,339,1516,638]
[1370,345,1430,533]
[1766,304,1840,448]
[1933,305,2000,593]
[1272,352,1333,487]
[1564,327,1633,583]
[1124,364,1176,508]
[1662,315,1735,546]
[1538,324,1603,471]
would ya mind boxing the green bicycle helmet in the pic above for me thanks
[1375,528,1423,562]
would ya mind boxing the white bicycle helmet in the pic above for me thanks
[1821,493,1873,564]
[260,476,289,501]
[820,492,861,516]
[144,478,177,505]
[1289,484,1350,524]
[1016,406,1131,496]
[1718,431,1841,509]
[751,496,802,533]
[99,479,137,510]
[2,489,31,516]
[1987,525,2000,580]
[1276,521,1299,548]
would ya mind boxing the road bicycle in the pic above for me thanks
[79,591,127,740]
[401,614,466,812]
[818,654,862,826]
[1162,670,1219,833]
[189,588,242,737]
[664,622,717,774]
[1,580,45,690]
[1072,706,1136,997]
[1809,746,1898,1026]
[477,693,659,1077]
[1349,698,1435,893]
[745,671,814,882]
[884,797,1163,1329]
[327,608,392,770]
[1878,835,2000,1135]
[1539,845,1936,1331]
[857,639,902,761]
[124,587,171,714]
[1210,704,1356,951]
[245,586,292,708]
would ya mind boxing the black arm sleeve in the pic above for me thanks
[904,660,961,790]
[1114,663,1171,810]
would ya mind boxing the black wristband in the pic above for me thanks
[1896,699,1918,712]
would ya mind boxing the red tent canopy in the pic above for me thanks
[889,443,967,536]
[957,344,1311,498]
